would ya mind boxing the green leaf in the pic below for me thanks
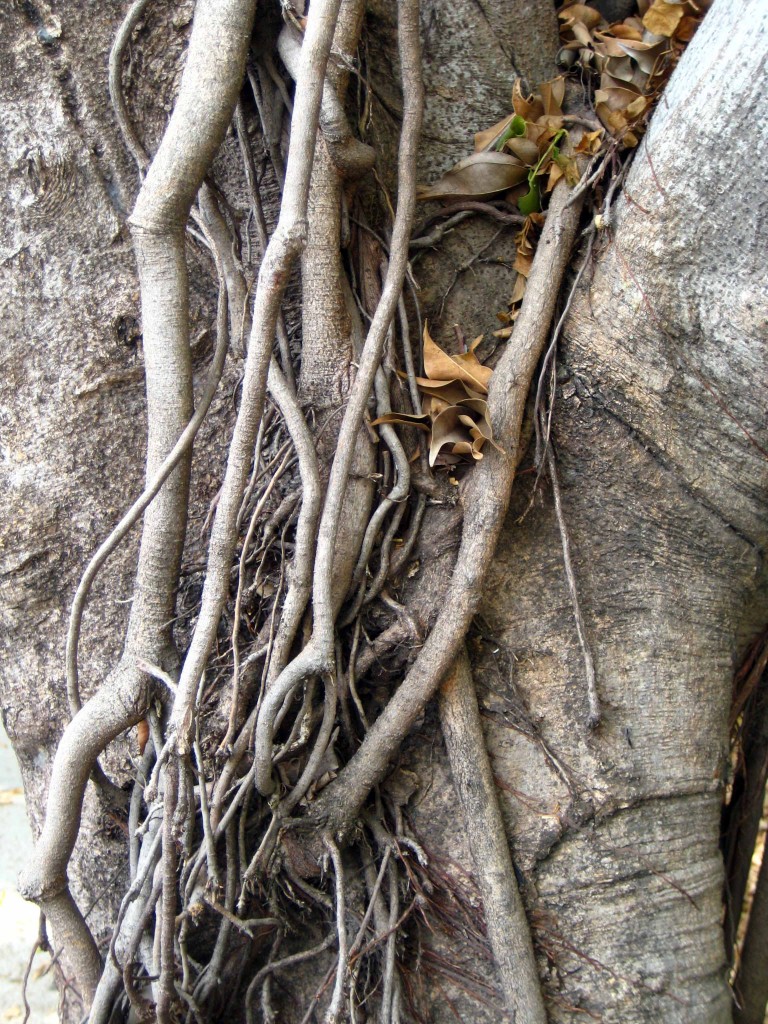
[494,114,529,152]
[518,180,541,214]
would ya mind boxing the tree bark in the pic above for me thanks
[1,0,767,1021]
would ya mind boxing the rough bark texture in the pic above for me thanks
[465,1,767,1019]
[0,1,251,1011]
[1,0,767,1021]
[363,0,768,1020]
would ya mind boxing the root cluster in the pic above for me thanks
[17,0,602,1020]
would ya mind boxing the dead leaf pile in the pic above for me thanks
[372,324,497,467]
[416,1,710,214]
[413,1,712,367]
[418,76,580,215]
[558,0,711,147]
[418,75,592,331]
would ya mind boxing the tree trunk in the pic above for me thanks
[1,0,766,1021]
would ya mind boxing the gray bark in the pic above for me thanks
[1,0,766,1021]
[470,1,768,1019]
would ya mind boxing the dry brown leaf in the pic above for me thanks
[423,323,493,391]
[415,379,487,404]
[371,411,430,431]
[675,15,700,41]
[623,15,647,32]
[513,248,534,277]
[137,718,150,755]
[416,152,528,201]
[547,161,564,192]
[378,324,498,467]
[615,36,670,76]
[512,78,545,121]
[611,21,644,40]
[598,83,647,111]
[429,406,485,465]
[510,273,527,305]
[540,76,566,116]
[474,113,516,152]
[558,3,604,29]
[595,85,649,134]
[506,136,540,165]
[643,0,685,36]
[571,19,596,47]
[576,128,605,154]
[604,54,648,88]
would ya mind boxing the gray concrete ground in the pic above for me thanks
[0,725,58,1021]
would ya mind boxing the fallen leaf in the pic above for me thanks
[575,128,605,154]
[540,76,566,116]
[137,718,149,755]
[509,273,527,305]
[375,324,498,468]
[675,15,700,41]
[505,136,540,165]
[614,36,670,76]
[558,3,604,29]
[474,113,517,152]
[423,323,493,391]
[643,0,685,36]
[417,152,528,201]
[547,161,565,191]
[611,21,645,40]
[512,78,545,121]
[371,411,431,431]
[571,19,597,47]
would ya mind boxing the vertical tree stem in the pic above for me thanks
[440,648,547,1024]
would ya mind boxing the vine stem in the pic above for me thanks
[439,648,547,1023]
[167,0,348,752]
[312,173,587,836]
[252,0,425,797]
[18,0,257,1006]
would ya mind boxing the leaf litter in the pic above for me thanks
[398,0,711,464]
[372,324,499,467]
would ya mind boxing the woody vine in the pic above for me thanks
[16,0,712,1022]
